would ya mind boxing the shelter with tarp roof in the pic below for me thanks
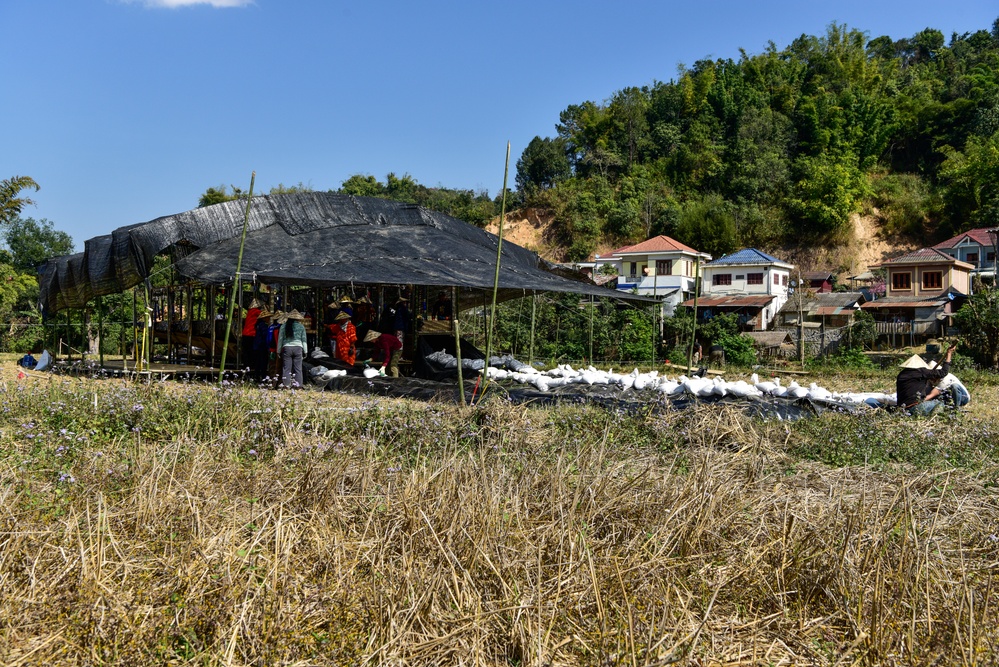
[37,193,654,377]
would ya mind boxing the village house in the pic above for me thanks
[932,227,998,280]
[681,248,795,331]
[801,271,835,293]
[862,247,973,343]
[593,235,711,315]
[778,291,867,329]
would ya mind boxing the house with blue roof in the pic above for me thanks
[681,248,795,331]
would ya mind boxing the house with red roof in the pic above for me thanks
[933,227,998,278]
[862,248,974,342]
[593,235,711,314]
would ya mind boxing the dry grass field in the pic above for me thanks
[1,361,997,666]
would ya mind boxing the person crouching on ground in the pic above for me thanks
[896,342,957,415]
[277,309,308,388]
[364,329,402,377]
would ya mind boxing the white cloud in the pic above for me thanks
[133,0,253,8]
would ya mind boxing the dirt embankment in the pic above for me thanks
[781,211,917,279]
[485,208,561,261]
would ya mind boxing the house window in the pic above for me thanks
[922,271,942,289]
[629,262,638,277]
[988,252,996,263]
[892,272,912,290]
[747,273,763,285]
[656,260,672,275]
[782,275,788,286]
[713,274,732,286]
[967,252,979,264]
[773,274,779,285]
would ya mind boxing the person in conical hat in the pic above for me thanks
[896,342,957,415]
[332,309,357,366]
[277,310,308,388]
[363,329,402,377]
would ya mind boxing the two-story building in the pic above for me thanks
[933,227,997,279]
[681,248,795,331]
[593,235,711,315]
[861,248,973,342]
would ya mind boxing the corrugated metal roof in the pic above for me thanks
[876,247,974,269]
[861,293,951,308]
[705,248,790,266]
[779,291,864,314]
[681,295,775,308]
[743,331,793,347]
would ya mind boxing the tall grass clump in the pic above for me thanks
[1,372,997,665]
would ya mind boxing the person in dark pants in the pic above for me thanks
[896,343,956,415]
[251,310,273,381]
[393,295,411,346]
[277,310,308,388]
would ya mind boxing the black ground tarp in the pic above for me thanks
[413,334,487,382]
[318,374,867,420]
[38,193,651,315]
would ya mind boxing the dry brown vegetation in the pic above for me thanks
[1,367,998,665]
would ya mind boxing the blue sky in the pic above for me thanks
[3,0,997,250]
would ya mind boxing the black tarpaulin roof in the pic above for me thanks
[38,193,650,314]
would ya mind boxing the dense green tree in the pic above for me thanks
[675,194,738,257]
[515,137,571,194]
[939,130,999,229]
[198,185,243,207]
[3,217,75,271]
[338,173,498,227]
[1,176,40,226]
[954,285,999,368]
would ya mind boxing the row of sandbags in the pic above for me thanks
[485,363,896,406]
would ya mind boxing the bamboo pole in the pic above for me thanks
[209,285,217,369]
[97,297,104,367]
[588,295,594,364]
[453,286,465,405]
[220,171,255,384]
[797,269,805,369]
[132,288,138,365]
[167,285,174,363]
[483,141,511,391]
[687,256,701,370]
[186,284,193,364]
[528,293,537,368]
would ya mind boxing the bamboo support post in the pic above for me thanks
[483,141,511,392]
[220,171,255,383]
[453,286,465,405]
[687,256,700,370]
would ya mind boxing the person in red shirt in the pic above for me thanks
[242,298,263,370]
[364,329,402,377]
[331,311,357,366]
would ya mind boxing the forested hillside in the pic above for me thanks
[516,21,999,261]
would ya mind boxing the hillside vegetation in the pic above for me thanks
[515,21,999,261]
